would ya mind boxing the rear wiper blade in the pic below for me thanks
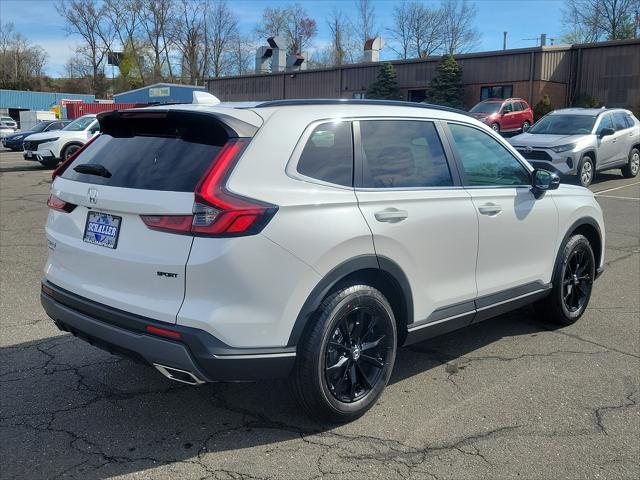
[73,164,112,178]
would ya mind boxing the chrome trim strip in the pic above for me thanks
[213,352,297,360]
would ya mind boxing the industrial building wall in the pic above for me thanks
[0,89,95,111]
[206,40,639,112]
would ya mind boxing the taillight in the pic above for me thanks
[52,134,100,180]
[140,139,277,237]
[47,194,76,213]
[145,325,181,340]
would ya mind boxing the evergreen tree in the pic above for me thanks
[426,54,464,108]
[366,63,402,100]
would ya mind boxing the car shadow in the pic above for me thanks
[0,164,50,173]
[1,307,555,479]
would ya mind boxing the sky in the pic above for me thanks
[0,0,566,77]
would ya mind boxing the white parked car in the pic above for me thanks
[23,114,99,167]
[41,97,605,422]
[0,115,18,138]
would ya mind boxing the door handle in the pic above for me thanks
[478,203,502,216]
[374,208,408,223]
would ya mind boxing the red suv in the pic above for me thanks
[469,98,534,134]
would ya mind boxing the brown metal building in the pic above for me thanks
[206,39,640,113]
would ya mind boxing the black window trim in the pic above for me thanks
[441,120,534,189]
[352,118,464,191]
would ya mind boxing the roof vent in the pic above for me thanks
[193,91,221,106]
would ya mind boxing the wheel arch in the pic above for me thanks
[581,150,597,167]
[60,141,83,159]
[555,217,603,277]
[287,255,413,347]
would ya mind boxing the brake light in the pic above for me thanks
[47,194,76,213]
[52,134,100,180]
[140,139,277,237]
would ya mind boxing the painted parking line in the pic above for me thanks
[593,181,640,195]
[595,195,640,201]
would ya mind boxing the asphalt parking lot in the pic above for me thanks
[1,148,638,480]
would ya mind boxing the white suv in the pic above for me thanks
[41,98,605,422]
[23,114,99,167]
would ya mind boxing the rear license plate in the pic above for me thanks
[83,211,121,249]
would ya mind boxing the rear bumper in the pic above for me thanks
[41,281,296,382]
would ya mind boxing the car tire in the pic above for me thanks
[621,147,640,178]
[39,158,59,169]
[522,120,531,131]
[289,284,397,423]
[62,144,81,161]
[577,155,595,187]
[534,234,595,326]
[491,123,500,133]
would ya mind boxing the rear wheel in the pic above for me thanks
[289,285,397,423]
[621,147,639,178]
[534,234,595,326]
[577,155,595,187]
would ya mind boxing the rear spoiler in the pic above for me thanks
[97,109,259,139]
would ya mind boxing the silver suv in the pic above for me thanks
[509,108,640,187]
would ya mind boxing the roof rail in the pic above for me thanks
[251,99,471,116]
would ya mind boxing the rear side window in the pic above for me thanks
[520,102,529,111]
[297,122,353,186]
[359,120,453,188]
[513,102,523,112]
[62,113,230,192]
[613,112,629,130]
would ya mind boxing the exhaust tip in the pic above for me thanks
[153,363,205,385]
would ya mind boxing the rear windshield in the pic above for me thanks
[61,112,230,191]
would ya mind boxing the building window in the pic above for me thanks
[408,90,427,103]
[480,85,513,101]
[352,92,366,99]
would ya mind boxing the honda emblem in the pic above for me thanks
[88,188,98,204]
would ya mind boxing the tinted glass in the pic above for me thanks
[297,122,353,186]
[624,113,636,128]
[360,120,452,188]
[596,114,613,134]
[31,122,50,132]
[449,123,530,186]
[64,116,95,131]
[612,112,628,130]
[502,102,513,113]
[513,102,523,112]
[528,114,596,135]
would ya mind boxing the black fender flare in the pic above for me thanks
[286,255,413,346]
[553,217,603,281]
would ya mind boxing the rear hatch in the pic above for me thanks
[44,109,260,323]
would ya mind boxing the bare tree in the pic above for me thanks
[56,0,115,95]
[561,0,640,42]
[0,22,48,88]
[354,0,378,48]
[104,0,147,84]
[173,0,206,83]
[389,1,444,59]
[256,3,317,54]
[140,0,176,82]
[441,0,480,54]
[206,0,239,77]
[228,35,254,75]
[326,8,359,65]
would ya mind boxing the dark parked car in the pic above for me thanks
[2,120,70,151]
[469,98,534,134]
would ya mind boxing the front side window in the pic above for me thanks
[297,121,353,186]
[596,114,613,134]
[449,123,530,187]
[359,120,452,188]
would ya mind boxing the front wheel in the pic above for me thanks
[289,285,397,423]
[491,123,500,133]
[577,155,595,187]
[621,147,640,178]
[534,234,595,326]
[62,144,81,161]
[522,120,531,131]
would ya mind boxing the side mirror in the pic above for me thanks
[598,127,614,138]
[532,168,560,197]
